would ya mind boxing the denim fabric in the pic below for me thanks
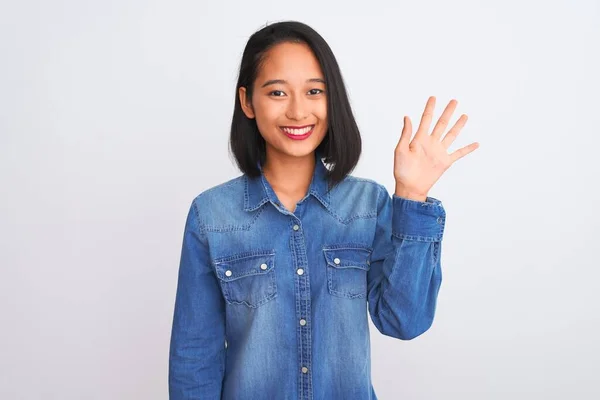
[169,152,446,400]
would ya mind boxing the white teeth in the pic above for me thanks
[282,126,313,135]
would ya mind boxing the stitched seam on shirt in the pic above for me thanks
[391,232,440,242]
[201,203,266,232]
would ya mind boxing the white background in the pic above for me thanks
[1,0,599,398]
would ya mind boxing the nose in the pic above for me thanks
[285,94,309,121]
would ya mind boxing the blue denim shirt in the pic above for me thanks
[169,152,446,400]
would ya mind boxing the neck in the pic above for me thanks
[262,149,316,197]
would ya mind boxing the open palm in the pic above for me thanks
[394,96,479,199]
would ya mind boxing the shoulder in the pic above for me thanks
[327,173,389,220]
[334,173,388,201]
[188,175,246,218]
[194,174,244,199]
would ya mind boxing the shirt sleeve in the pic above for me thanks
[367,184,446,340]
[169,199,226,399]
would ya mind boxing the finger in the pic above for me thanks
[414,96,436,140]
[441,114,468,149]
[449,142,480,163]
[396,116,412,151]
[431,99,458,140]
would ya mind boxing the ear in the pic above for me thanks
[238,87,255,119]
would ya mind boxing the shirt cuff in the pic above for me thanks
[391,195,446,242]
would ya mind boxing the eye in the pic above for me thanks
[268,90,285,97]
[308,89,324,95]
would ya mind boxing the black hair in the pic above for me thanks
[228,20,362,189]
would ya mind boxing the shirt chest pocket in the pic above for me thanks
[322,245,372,299]
[213,251,277,308]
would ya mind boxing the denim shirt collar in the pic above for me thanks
[244,151,331,212]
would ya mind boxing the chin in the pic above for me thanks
[270,142,322,159]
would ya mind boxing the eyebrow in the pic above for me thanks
[260,78,326,88]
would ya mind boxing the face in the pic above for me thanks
[239,42,328,162]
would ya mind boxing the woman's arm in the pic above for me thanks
[169,199,225,399]
[367,185,445,340]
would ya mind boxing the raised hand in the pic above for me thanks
[393,96,479,201]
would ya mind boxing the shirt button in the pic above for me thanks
[333,258,341,265]
[437,216,443,223]
[225,270,232,277]
[299,319,307,326]
[293,224,300,231]
[301,366,308,374]
[260,263,268,270]
[297,268,304,275]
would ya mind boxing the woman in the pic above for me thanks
[169,20,479,400]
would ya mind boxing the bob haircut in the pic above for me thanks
[228,20,362,189]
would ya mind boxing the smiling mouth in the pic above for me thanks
[279,125,315,135]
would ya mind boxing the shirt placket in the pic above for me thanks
[290,217,313,400]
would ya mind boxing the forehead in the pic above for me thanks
[257,42,324,81]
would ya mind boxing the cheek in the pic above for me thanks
[254,100,283,125]
[253,102,284,136]
[316,100,327,125]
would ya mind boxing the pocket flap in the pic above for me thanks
[323,246,372,270]
[214,251,275,282]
